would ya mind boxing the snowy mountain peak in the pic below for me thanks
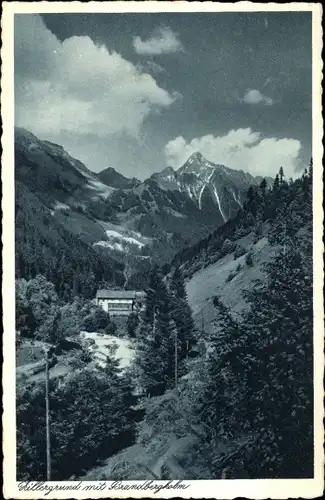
[174,152,264,222]
[184,151,205,165]
[179,151,227,175]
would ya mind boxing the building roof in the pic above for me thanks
[96,289,146,299]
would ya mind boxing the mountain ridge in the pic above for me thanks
[97,167,141,190]
[14,127,272,292]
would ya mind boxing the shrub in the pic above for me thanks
[233,245,247,260]
[105,321,117,336]
[126,313,139,338]
[226,270,237,282]
[83,307,111,332]
[220,238,236,257]
[245,252,254,267]
[234,227,250,239]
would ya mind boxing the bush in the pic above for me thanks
[127,313,139,338]
[234,227,250,239]
[233,245,247,260]
[245,252,254,267]
[82,307,111,332]
[105,321,117,336]
[226,270,237,282]
[220,238,236,257]
[226,263,242,282]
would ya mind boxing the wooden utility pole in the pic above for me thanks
[45,348,51,481]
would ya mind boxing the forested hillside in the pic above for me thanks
[15,181,125,299]
[81,163,314,480]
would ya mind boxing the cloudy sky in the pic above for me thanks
[15,11,312,180]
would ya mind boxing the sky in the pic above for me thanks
[14,11,312,180]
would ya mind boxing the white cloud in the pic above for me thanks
[137,60,168,76]
[165,128,302,178]
[133,26,183,55]
[15,15,176,138]
[241,89,273,106]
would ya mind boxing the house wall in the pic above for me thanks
[97,298,135,315]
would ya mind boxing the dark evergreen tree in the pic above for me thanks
[135,268,176,396]
[126,313,139,338]
[169,266,187,300]
[259,178,267,198]
[273,173,280,191]
[169,267,196,364]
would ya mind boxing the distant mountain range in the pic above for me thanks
[15,127,271,290]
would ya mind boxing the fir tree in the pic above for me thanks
[135,268,177,396]
[170,266,187,300]
[273,173,280,191]
[194,295,245,470]
[169,267,196,361]
[259,178,267,198]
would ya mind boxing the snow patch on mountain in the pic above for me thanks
[96,221,152,252]
[212,185,227,222]
[54,202,70,211]
[105,229,145,248]
[94,241,125,252]
[230,188,243,208]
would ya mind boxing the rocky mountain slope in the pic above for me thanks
[97,167,140,190]
[153,152,261,221]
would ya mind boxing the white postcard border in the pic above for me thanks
[2,2,324,498]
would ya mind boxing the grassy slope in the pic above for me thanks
[186,232,277,334]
